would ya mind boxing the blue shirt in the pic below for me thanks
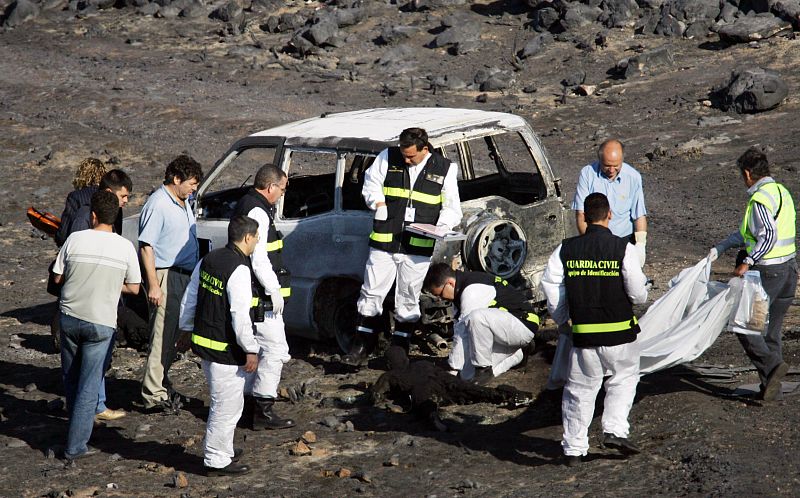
[138,185,198,271]
[572,161,647,238]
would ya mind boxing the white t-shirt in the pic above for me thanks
[53,229,141,328]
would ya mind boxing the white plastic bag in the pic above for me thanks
[727,270,770,336]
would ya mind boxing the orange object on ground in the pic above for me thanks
[27,207,61,237]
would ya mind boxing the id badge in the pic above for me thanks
[404,207,416,222]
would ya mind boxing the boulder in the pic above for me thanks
[2,0,40,28]
[377,44,416,68]
[772,0,800,28]
[379,25,418,44]
[712,67,788,113]
[250,0,282,11]
[124,0,150,7]
[179,1,205,18]
[209,1,242,23]
[600,0,640,27]
[558,2,603,30]
[618,45,674,78]
[718,2,738,23]
[519,32,554,58]
[307,14,339,46]
[666,0,720,22]
[335,7,364,27]
[532,7,560,31]
[431,23,481,48]
[683,18,712,36]
[480,71,514,91]
[157,4,180,16]
[654,12,686,35]
[138,3,159,15]
[453,40,482,54]
[717,14,792,42]
[561,69,586,86]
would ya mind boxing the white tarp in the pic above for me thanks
[547,257,743,387]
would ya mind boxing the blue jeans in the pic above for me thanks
[60,314,115,458]
[95,331,117,414]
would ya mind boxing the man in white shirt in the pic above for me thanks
[53,190,141,461]
[422,264,539,385]
[542,193,648,465]
[178,216,260,476]
[344,127,462,364]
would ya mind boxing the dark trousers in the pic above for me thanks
[737,258,797,385]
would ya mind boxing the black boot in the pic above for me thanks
[253,397,295,431]
[342,315,379,366]
[390,321,416,353]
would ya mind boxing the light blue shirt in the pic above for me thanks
[572,161,647,238]
[138,185,199,271]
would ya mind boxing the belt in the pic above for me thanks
[157,266,193,276]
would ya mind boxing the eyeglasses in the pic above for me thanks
[271,183,287,192]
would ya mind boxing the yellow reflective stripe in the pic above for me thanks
[383,187,410,198]
[409,236,435,248]
[266,240,283,252]
[494,276,509,286]
[370,232,393,243]
[525,313,540,325]
[251,297,259,307]
[280,287,291,297]
[573,316,637,334]
[409,191,443,205]
[191,333,229,351]
[382,187,442,205]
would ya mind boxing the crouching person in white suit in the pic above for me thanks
[422,263,539,385]
[177,216,260,476]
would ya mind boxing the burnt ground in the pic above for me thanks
[2,1,800,496]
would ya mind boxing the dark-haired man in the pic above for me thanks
[232,164,295,430]
[542,192,648,465]
[709,147,797,402]
[56,168,132,246]
[422,263,539,384]
[178,216,260,476]
[139,155,204,412]
[344,127,462,364]
[51,169,134,421]
[52,190,141,460]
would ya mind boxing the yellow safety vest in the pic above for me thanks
[740,181,796,261]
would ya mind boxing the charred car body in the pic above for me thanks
[123,108,572,351]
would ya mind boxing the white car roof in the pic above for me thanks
[249,107,528,145]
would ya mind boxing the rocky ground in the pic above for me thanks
[2,0,800,496]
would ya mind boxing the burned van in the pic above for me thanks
[124,108,572,351]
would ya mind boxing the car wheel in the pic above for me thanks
[464,218,527,278]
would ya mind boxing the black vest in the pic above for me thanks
[191,244,253,365]
[454,271,540,332]
[369,148,450,257]
[234,188,291,300]
[559,225,639,348]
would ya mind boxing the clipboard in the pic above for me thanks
[405,223,466,241]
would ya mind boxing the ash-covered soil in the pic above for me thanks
[1,1,800,496]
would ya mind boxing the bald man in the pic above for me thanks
[572,140,647,266]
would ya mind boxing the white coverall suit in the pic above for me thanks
[179,263,259,469]
[447,282,535,381]
[358,148,462,324]
[242,205,291,399]
[541,242,648,457]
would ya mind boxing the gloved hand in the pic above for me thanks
[270,291,285,315]
[708,247,718,262]
[374,205,388,221]
[634,231,647,267]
